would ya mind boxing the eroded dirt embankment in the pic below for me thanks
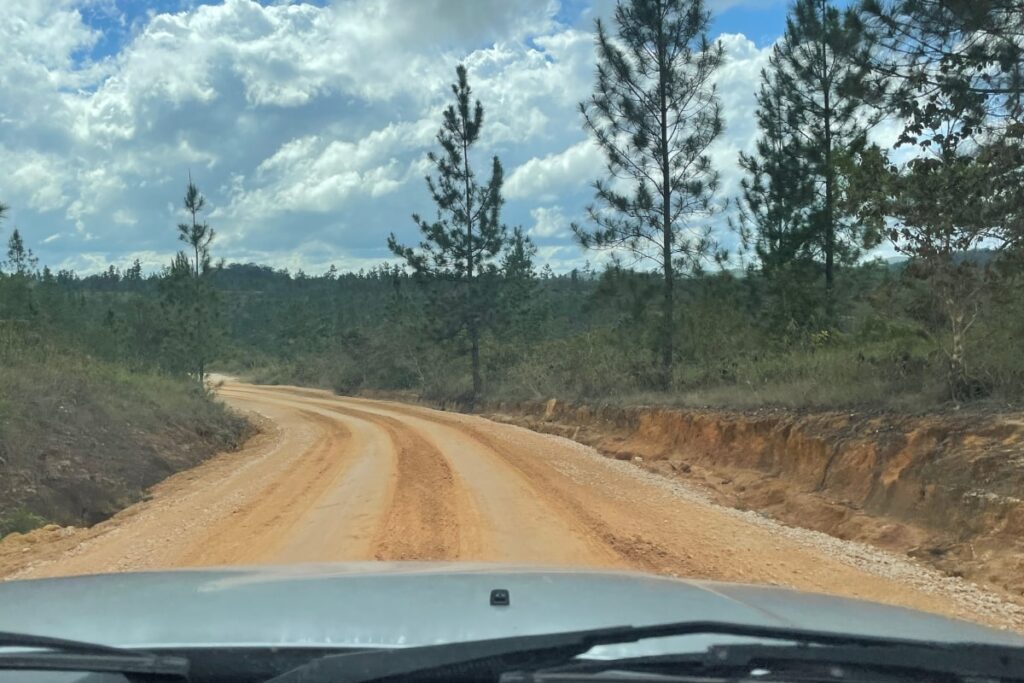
[485,400,1024,596]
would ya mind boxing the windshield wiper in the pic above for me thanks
[263,620,1024,683]
[539,641,1024,681]
[0,631,189,680]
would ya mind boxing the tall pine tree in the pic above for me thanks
[5,229,38,277]
[573,0,724,389]
[765,0,878,317]
[388,64,507,400]
[734,64,822,330]
[163,178,220,385]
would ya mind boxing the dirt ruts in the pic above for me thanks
[1,380,1022,633]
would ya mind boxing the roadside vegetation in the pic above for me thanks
[228,0,1024,410]
[0,185,248,537]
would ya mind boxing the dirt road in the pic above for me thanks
[3,380,1023,630]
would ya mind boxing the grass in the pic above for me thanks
[0,509,46,538]
[0,337,252,530]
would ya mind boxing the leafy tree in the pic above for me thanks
[388,64,507,399]
[848,122,1023,401]
[758,0,879,315]
[857,0,1023,142]
[573,0,725,388]
[849,0,1024,400]
[857,0,1024,250]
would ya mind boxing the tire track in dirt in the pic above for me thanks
[338,397,1024,630]
[339,398,704,574]
[5,381,1023,633]
[179,408,357,565]
[261,390,624,568]
[220,387,470,562]
[322,404,463,561]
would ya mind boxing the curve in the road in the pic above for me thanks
[3,380,1022,633]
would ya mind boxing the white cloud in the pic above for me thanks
[506,140,604,201]
[528,205,572,238]
[0,0,777,273]
[710,33,775,201]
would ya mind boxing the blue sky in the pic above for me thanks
[1,0,826,275]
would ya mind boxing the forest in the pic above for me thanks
[1,0,1022,422]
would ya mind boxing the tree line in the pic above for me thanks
[387,0,1022,403]
[1,0,1022,408]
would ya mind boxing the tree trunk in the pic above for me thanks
[821,0,836,323]
[948,307,968,402]
[661,239,674,390]
[944,287,973,402]
[462,131,480,400]
[658,6,674,391]
[469,321,482,399]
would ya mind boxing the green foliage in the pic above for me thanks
[0,509,46,538]
[388,65,509,399]
[738,0,879,321]
[164,179,221,384]
[4,229,38,277]
[848,1,1024,400]
[858,0,1023,144]
[574,0,724,388]
[1,1,1022,417]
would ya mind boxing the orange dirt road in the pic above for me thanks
[2,380,1022,630]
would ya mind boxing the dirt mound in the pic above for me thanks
[487,401,1024,596]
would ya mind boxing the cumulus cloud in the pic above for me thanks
[0,0,774,273]
[528,205,573,239]
[506,140,604,201]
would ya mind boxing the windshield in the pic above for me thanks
[0,0,1023,680]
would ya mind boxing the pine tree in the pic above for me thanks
[498,227,539,336]
[388,64,507,400]
[764,0,878,316]
[736,64,817,274]
[178,177,214,279]
[165,178,219,385]
[734,64,822,331]
[124,259,143,284]
[573,0,724,389]
[501,227,537,282]
[5,229,38,276]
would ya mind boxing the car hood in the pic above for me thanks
[1,563,1020,654]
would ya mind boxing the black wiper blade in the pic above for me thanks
[264,625,636,683]
[547,642,1024,681]
[264,620,1024,683]
[0,631,147,655]
[0,631,189,679]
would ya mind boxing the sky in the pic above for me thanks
[0,0,842,275]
